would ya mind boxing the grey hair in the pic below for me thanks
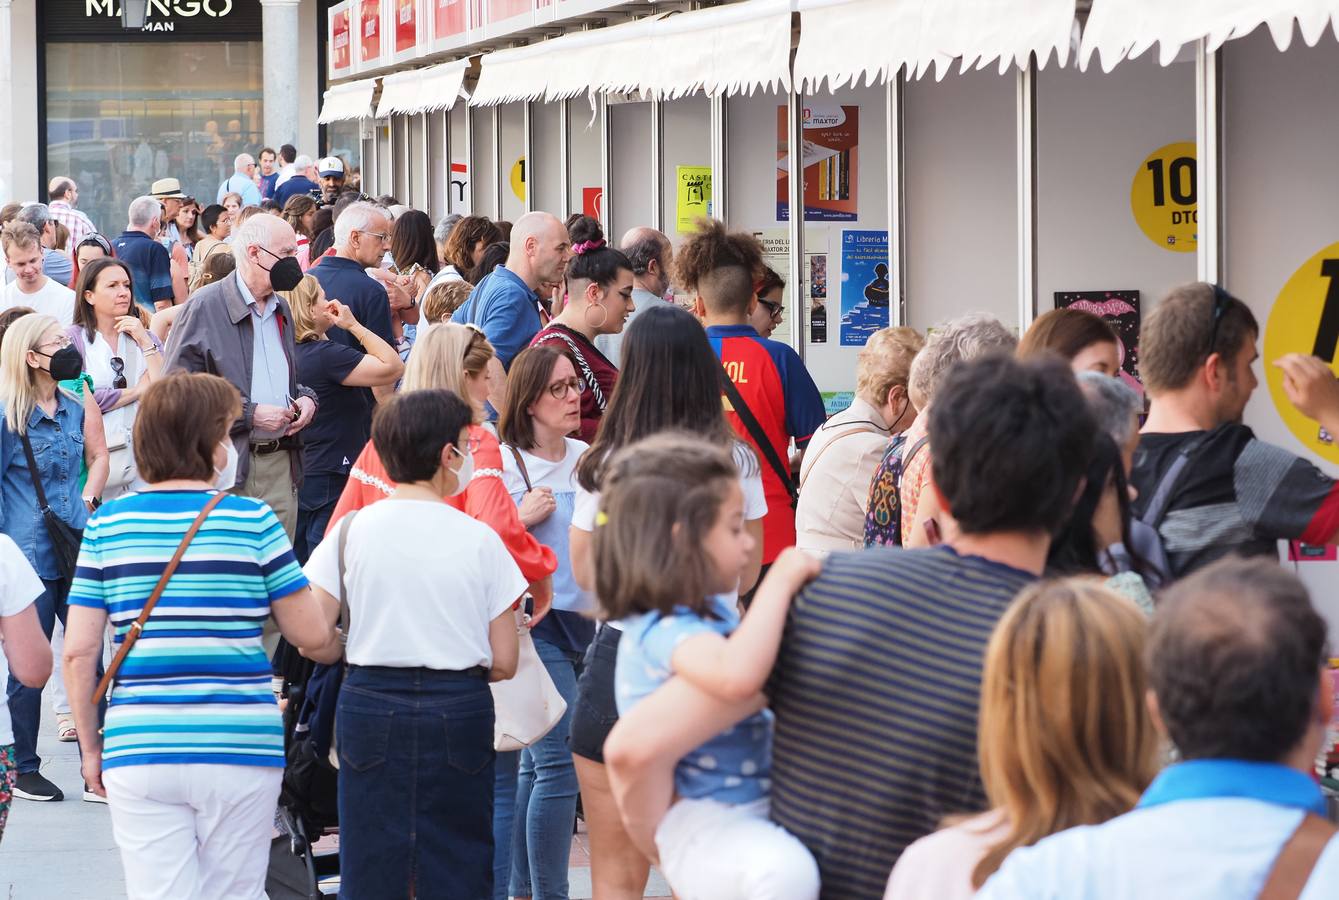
[127,195,161,229]
[230,213,277,264]
[17,203,51,231]
[293,154,314,170]
[1077,371,1143,448]
[908,313,1017,408]
[621,228,668,276]
[234,153,254,173]
[333,201,387,248]
[435,213,463,244]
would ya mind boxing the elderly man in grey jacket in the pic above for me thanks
[163,213,316,537]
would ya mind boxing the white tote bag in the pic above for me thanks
[491,610,567,751]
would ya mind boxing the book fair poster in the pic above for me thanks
[839,230,890,347]
[676,166,712,234]
[1055,290,1143,395]
[1131,142,1197,253]
[754,228,829,347]
[776,104,859,222]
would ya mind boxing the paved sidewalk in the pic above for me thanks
[0,699,669,898]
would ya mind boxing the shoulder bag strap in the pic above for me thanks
[17,432,50,512]
[535,329,608,411]
[719,365,798,508]
[900,436,931,478]
[1258,813,1338,900]
[798,426,881,491]
[337,510,358,636]
[93,491,227,704]
[1139,434,1208,530]
[505,444,533,492]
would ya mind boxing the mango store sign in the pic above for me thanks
[84,0,238,32]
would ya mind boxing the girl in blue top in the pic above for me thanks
[597,432,821,900]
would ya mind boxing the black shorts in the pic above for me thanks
[568,625,621,763]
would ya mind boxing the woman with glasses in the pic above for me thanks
[70,234,114,292]
[748,267,786,339]
[493,345,593,900]
[528,217,635,442]
[328,323,557,601]
[0,313,109,803]
[68,258,164,498]
[189,205,233,294]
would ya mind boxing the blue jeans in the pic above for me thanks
[509,639,582,899]
[337,665,495,900]
[294,473,346,565]
[6,578,86,775]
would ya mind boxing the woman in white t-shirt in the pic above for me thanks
[304,388,523,899]
[68,258,163,497]
[0,533,52,842]
[494,345,593,900]
[566,304,767,898]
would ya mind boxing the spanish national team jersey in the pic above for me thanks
[69,490,307,770]
[706,324,826,563]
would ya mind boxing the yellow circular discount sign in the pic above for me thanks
[1264,241,1339,464]
[510,157,526,202]
[1131,141,1197,253]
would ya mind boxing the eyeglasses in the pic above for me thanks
[546,377,583,400]
[759,298,784,323]
[110,356,127,389]
[37,335,72,352]
[1207,284,1232,359]
[360,230,388,243]
[452,434,484,456]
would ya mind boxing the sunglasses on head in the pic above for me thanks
[1207,284,1232,359]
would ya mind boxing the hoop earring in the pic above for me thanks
[584,302,609,330]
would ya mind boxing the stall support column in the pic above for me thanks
[464,106,476,213]
[441,108,452,215]
[786,87,807,359]
[651,95,664,233]
[421,112,431,214]
[493,106,503,220]
[522,101,535,214]
[1195,39,1223,284]
[559,99,572,220]
[260,0,302,149]
[371,121,381,197]
[710,93,728,224]
[1015,62,1038,330]
[885,75,907,329]
[600,94,613,236]
[0,0,13,201]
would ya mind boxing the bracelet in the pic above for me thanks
[140,345,159,355]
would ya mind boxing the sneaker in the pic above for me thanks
[13,771,63,802]
[82,784,109,804]
[56,713,77,742]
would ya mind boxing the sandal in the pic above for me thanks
[56,713,77,742]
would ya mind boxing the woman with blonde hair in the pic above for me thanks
[327,323,557,601]
[796,325,923,553]
[885,578,1160,899]
[0,313,110,802]
[282,274,402,562]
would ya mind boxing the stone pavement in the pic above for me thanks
[0,692,670,899]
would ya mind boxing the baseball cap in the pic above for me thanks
[317,157,346,178]
[149,177,187,199]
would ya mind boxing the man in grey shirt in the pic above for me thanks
[595,226,674,365]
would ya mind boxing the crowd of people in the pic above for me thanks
[0,144,1338,900]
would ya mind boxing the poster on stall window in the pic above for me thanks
[359,0,382,65]
[435,0,466,42]
[330,7,352,75]
[1055,290,1143,395]
[776,104,859,222]
[839,230,890,347]
[395,0,418,54]
[753,228,829,347]
[583,187,603,222]
[676,166,712,234]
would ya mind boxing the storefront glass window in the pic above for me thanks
[326,120,365,195]
[45,41,262,234]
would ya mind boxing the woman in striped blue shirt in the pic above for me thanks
[62,373,341,900]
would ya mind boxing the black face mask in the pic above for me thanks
[38,345,84,381]
[257,246,304,292]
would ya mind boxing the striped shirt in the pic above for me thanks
[69,490,307,770]
[767,545,1035,900]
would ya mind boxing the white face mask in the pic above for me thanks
[447,448,474,497]
[214,439,239,490]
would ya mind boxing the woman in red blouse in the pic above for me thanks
[528,217,634,442]
[328,322,557,601]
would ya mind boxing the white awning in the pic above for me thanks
[375,59,472,117]
[471,0,793,107]
[1080,0,1339,72]
[794,0,1077,91]
[317,78,379,124]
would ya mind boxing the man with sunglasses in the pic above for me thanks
[1131,282,1339,579]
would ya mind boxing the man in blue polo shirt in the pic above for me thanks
[454,211,570,369]
[308,201,400,384]
[981,557,1339,899]
[112,196,175,312]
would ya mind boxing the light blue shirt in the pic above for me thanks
[979,761,1339,899]
[237,275,291,439]
[218,172,262,207]
[594,286,666,365]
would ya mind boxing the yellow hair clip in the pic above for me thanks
[595,511,609,527]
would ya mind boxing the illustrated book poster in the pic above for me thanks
[1055,290,1143,394]
[839,230,890,347]
[776,104,858,222]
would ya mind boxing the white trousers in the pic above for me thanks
[655,796,821,900]
[103,763,282,900]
